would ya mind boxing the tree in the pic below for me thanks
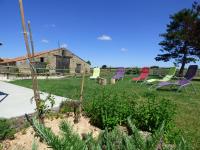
[155,2,200,76]
[86,60,91,65]
[0,43,2,46]
[101,65,107,69]
[190,2,200,52]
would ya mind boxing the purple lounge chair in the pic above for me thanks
[112,67,125,80]
[156,65,198,93]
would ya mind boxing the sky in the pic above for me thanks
[0,0,198,67]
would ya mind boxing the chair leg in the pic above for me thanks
[140,81,145,86]
[149,84,156,90]
[177,86,187,93]
[191,83,197,94]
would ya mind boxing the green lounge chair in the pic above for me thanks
[146,67,177,84]
[90,67,100,79]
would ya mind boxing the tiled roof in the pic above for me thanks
[0,48,66,64]
[0,47,89,65]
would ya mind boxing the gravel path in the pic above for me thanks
[0,81,66,118]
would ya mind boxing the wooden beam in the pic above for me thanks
[80,64,85,102]
[27,21,35,59]
[19,0,41,115]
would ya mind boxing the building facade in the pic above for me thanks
[0,48,90,74]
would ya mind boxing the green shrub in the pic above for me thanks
[125,67,140,75]
[0,118,15,141]
[133,92,176,132]
[132,67,140,74]
[125,69,133,75]
[29,117,190,150]
[83,87,138,129]
[37,94,55,119]
[59,101,74,113]
[84,89,176,134]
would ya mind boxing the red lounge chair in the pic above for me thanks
[132,67,149,82]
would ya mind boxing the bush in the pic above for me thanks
[84,89,176,133]
[0,118,15,141]
[125,67,140,75]
[150,66,159,69]
[132,67,140,74]
[125,69,133,75]
[83,88,138,129]
[133,92,176,132]
[59,101,74,114]
[29,117,190,150]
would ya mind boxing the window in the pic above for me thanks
[62,50,65,56]
[40,57,44,62]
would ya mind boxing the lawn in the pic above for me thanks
[10,75,200,149]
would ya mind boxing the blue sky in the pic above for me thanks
[0,0,198,67]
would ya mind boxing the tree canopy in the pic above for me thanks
[86,60,91,65]
[155,2,200,75]
[101,65,107,69]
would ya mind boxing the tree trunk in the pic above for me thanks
[178,54,187,77]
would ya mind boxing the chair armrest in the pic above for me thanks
[174,76,185,79]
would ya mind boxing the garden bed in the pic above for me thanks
[1,114,101,150]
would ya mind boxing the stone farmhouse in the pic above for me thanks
[0,48,90,74]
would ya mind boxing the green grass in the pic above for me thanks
[10,75,200,149]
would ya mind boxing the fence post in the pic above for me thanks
[19,0,42,122]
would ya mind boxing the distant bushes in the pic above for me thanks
[125,67,140,75]
[150,66,159,69]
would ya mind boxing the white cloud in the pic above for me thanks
[41,39,49,43]
[120,48,128,52]
[97,34,112,41]
[60,43,68,48]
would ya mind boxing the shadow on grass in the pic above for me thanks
[157,88,179,92]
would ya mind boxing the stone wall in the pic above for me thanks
[0,48,91,75]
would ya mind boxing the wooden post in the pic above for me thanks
[80,65,85,102]
[74,65,85,123]
[27,21,35,59]
[19,0,41,121]
[102,78,107,85]
[27,20,40,93]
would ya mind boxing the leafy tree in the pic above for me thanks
[0,43,2,46]
[155,2,200,76]
[86,60,91,65]
[190,2,200,51]
[101,65,107,69]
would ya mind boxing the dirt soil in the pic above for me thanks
[2,114,101,150]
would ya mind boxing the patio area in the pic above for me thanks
[0,81,66,118]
